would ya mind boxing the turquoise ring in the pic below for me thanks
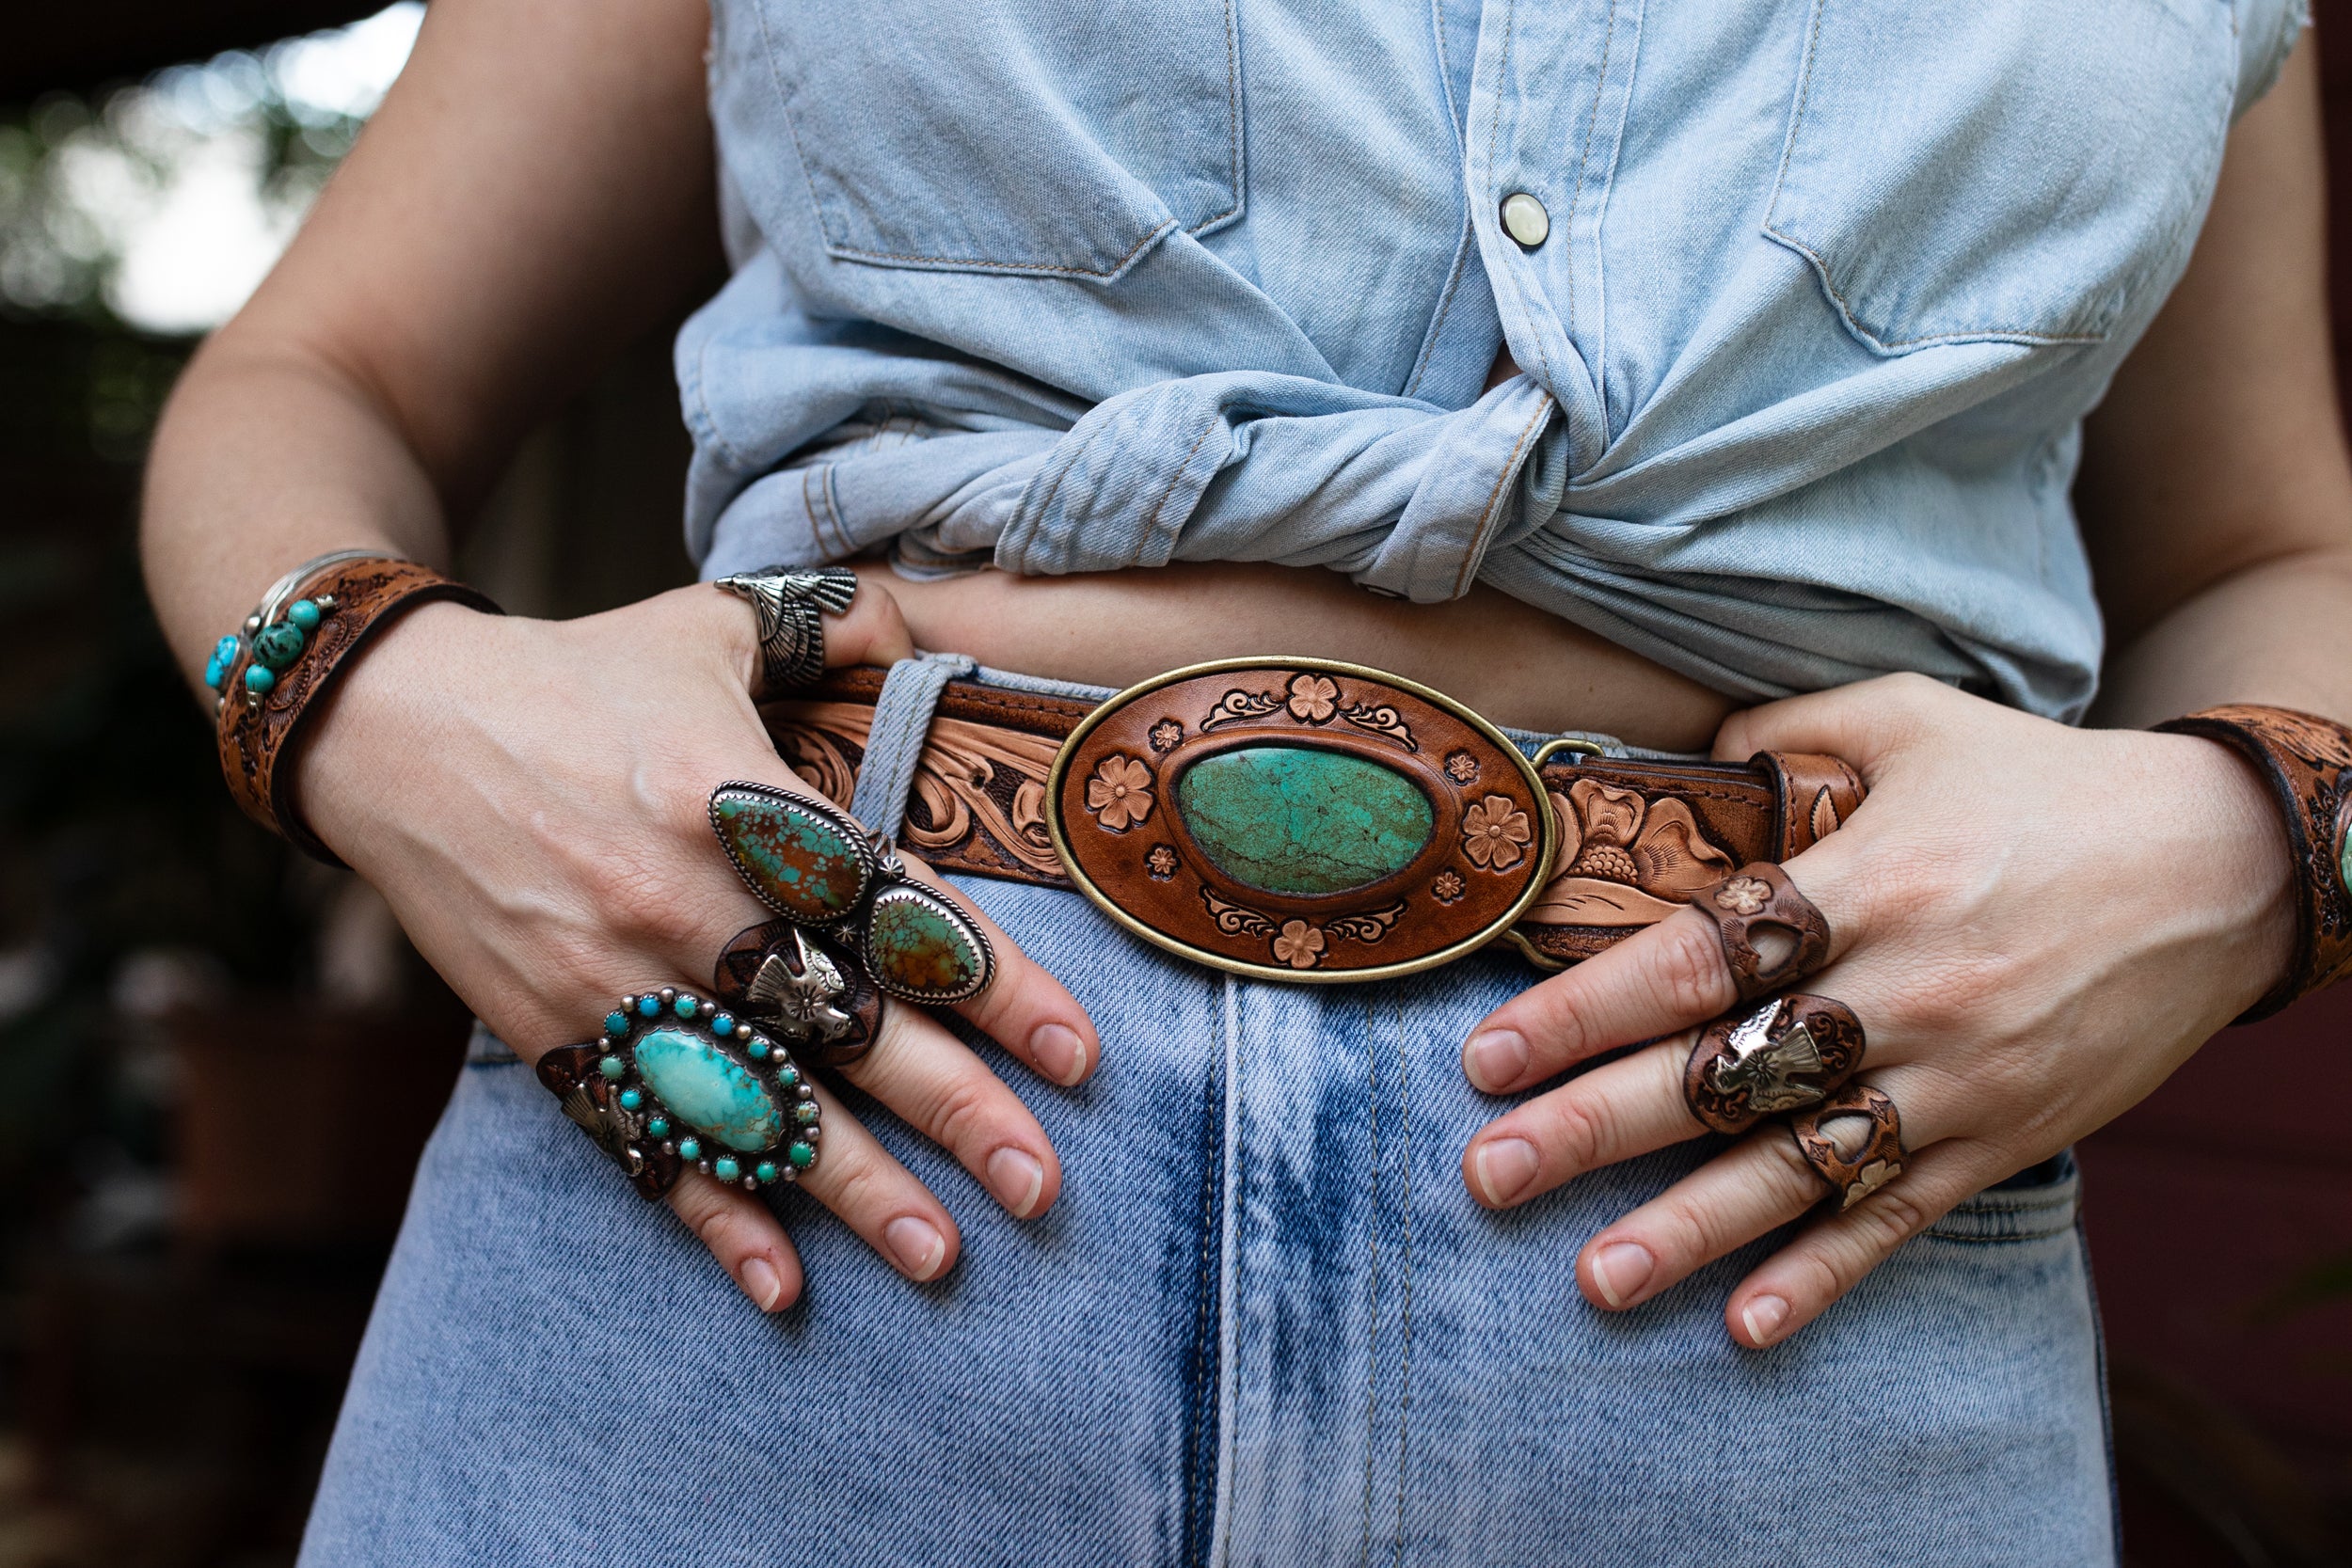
[709,781,995,1006]
[536,988,821,1200]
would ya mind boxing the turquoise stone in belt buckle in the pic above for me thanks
[1046,659,1554,982]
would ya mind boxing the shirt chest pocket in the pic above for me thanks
[1762,0,2237,351]
[731,0,1244,280]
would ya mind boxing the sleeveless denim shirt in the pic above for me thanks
[678,0,2306,721]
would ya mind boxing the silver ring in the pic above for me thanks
[714,564,859,694]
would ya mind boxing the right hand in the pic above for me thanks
[294,580,1102,1311]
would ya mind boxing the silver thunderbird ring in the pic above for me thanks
[714,563,859,694]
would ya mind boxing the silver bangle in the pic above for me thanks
[713,564,859,694]
[244,547,390,636]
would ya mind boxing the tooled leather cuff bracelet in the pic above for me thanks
[212,555,501,866]
[2154,705,2352,1021]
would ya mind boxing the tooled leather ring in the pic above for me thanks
[1683,993,1866,1135]
[1788,1084,1906,1212]
[714,917,885,1067]
[1692,863,1832,1003]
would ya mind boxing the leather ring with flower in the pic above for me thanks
[1788,1083,1906,1211]
[536,988,822,1200]
[714,917,884,1067]
[1682,992,1866,1135]
[709,780,995,1006]
[1692,862,1832,1003]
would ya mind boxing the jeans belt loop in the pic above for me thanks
[850,651,979,843]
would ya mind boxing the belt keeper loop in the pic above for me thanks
[850,651,978,843]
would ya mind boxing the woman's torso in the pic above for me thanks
[682,0,2299,732]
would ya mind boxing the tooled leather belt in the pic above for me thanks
[761,659,1863,982]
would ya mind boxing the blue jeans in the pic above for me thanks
[300,867,2113,1565]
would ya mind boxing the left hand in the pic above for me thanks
[1456,673,2298,1347]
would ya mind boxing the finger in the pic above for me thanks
[827,571,914,668]
[1708,672,1951,769]
[1463,906,1761,1092]
[1570,1065,1957,1320]
[792,1078,962,1283]
[1724,1136,2007,1349]
[1461,1032,1708,1209]
[667,1170,805,1312]
[838,997,1063,1220]
[891,853,1101,1087]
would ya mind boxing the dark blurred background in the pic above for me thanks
[1,6,2350,1565]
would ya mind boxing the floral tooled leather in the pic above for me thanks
[1690,863,1834,1002]
[1790,1084,1907,1212]
[2156,705,2352,1021]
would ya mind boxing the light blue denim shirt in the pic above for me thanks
[679,0,2306,721]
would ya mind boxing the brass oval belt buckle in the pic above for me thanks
[1045,658,1556,982]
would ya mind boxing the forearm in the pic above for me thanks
[139,333,453,695]
[2090,546,2352,729]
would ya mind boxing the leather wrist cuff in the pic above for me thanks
[215,558,501,866]
[2154,705,2352,1022]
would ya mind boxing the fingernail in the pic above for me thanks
[1472,1136,1539,1206]
[1031,1022,1089,1086]
[1590,1242,1654,1308]
[884,1215,947,1280]
[1465,1030,1529,1092]
[986,1146,1046,1218]
[739,1255,784,1312]
[1741,1294,1791,1346]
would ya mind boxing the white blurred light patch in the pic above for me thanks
[5,2,422,334]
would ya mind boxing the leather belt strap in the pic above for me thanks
[761,667,1863,970]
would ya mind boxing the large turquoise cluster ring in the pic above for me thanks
[709,780,996,1008]
[537,987,821,1200]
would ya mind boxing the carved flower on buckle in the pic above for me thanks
[1462,796,1534,872]
[1430,869,1466,905]
[1146,844,1178,879]
[1149,719,1184,752]
[1443,751,1479,784]
[1272,919,1327,969]
[1086,754,1155,832]
[1715,876,1772,916]
[1286,673,1340,722]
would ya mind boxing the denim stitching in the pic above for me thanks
[766,0,1238,277]
[1204,0,1245,235]
[1450,396,1551,597]
[1563,0,1622,343]
[1478,0,1555,390]
[1182,1001,1224,1568]
[1757,0,2112,352]
[1139,416,1228,564]
[1401,219,1476,403]
[824,220,1179,279]
[1391,990,1415,1568]
[1210,974,1244,1568]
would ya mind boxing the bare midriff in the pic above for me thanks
[861,561,1736,752]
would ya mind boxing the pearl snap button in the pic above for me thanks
[1500,192,1549,248]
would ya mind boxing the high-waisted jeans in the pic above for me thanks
[298,671,2117,1567]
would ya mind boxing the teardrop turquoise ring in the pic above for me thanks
[709,781,996,1007]
[537,987,823,1200]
